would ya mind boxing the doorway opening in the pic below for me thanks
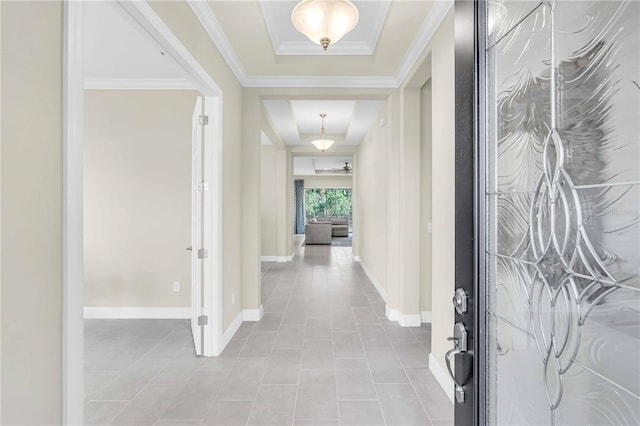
[63,1,224,423]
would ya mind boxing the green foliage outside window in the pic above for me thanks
[305,188,352,227]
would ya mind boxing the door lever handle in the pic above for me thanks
[446,322,470,404]
[445,346,464,388]
[186,246,193,251]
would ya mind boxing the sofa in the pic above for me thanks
[323,217,349,237]
[305,217,349,244]
[304,221,332,245]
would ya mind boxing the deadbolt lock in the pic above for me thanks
[452,288,468,315]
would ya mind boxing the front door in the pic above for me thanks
[453,1,640,424]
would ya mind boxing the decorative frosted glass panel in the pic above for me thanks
[487,3,551,194]
[485,1,640,425]
[493,318,549,424]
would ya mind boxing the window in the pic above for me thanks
[305,188,352,227]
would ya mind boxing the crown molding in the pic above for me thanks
[394,0,454,86]
[243,75,398,88]
[273,41,373,56]
[187,0,452,89]
[83,78,194,90]
[187,0,248,85]
[259,0,390,57]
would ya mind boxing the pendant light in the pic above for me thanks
[291,0,359,51]
[311,114,335,152]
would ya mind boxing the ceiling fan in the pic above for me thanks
[314,162,353,175]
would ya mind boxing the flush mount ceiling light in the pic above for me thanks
[311,113,335,151]
[291,0,359,51]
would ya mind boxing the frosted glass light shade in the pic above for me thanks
[291,0,359,50]
[311,139,335,151]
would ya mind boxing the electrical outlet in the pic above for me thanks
[232,293,236,304]
[172,281,181,292]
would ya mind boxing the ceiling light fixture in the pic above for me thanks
[311,114,335,152]
[291,0,359,51]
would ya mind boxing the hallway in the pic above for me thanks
[85,241,452,425]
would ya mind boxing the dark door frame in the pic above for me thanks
[454,0,487,425]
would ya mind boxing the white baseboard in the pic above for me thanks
[429,353,454,403]
[399,313,421,327]
[384,305,421,327]
[385,305,399,321]
[83,307,191,319]
[354,257,388,303]
[261,254,293,263]
[421,311,432,323]
[242,305,264,321]
[220,311,243,353]
[385,305,421,327]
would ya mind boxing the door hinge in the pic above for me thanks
[197,315,208,326]
[198,181,209,192]
[197,248,208,259]
[198,115,209,126]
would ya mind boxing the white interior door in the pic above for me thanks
[191,96,204,355]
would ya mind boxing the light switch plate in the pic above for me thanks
[172,281,180,292]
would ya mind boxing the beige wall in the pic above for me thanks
[296,175,352,189]
[240,89,262,310]
[420,80,433,312]
[428,9,455,376]
[354,9,454,369]
[84,90,197,308]
[261,147,278,256]
[149,1,245,329]
[1,1,63,423]
[285,152,294,256]
[355,106,390,294]
[261,145,288,258]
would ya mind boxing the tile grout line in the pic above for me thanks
[383,322,435,426]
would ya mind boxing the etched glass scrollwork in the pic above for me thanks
[485,1,640,424]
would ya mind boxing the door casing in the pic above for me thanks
[62,2,224,423]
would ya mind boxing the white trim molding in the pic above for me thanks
[63,1,85,424]
[259,0,390,57]
[243,75,398,88]
[261,253,294,263]
[421,311,432,323]
[220,311,243,352]
[83,307,192,319]
[185,0,453,89]
[429,353,455,403]
[84,78,194,90]
[385,305,399,321]
[187,0,247,85]
[399,313,421,327]
[393,0,453,85]
[116,1,223,97]
[385,305,421,327]
[354,257,388,302]
[355,259,421,328]
[243,305,264,322]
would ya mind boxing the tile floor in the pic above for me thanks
[85,241,453,425]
